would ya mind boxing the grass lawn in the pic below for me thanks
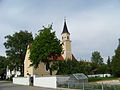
[88,77,119,82]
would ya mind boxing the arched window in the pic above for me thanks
[67,36,69,39]
[62,37,63,40]
[46,63,50,71]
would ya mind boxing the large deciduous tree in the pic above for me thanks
[4,31,33,76]
[29,25,62,75]
[0,56,7,79]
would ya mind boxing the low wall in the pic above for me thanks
[87,74,111,78]
[13,76,70,88]
[34,76,57,88]
[13,77,30,85]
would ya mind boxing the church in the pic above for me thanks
[24,20,75,77]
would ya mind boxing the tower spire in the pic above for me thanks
[61,18,70,34]
[64,16,66,22]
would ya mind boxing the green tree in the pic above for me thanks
[57,59,79,75]
[91,51,103,65]
[77,60,92,75]
[107,56,112,74]
[98,64,107,75]
[0,56,7,79]
[29,25,62,75]
[4,30,33,76]
[91,51,103,74]
[112,46,120,77]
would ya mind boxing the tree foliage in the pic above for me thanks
[0,56,7,79]
[78,60,92,75]
[107,56,112,74]
[52,58,108,75]
[91,51,106,74]
[56,60,80,75]
[4,30,33,76]
[0,56,7,74]
[29,25,62,70]
[112,46,120,77]
[53,59,92,75]
[97,64,107,74]
[91,51,103,65]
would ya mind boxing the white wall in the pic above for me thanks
[13,77,30,85]
[34,76,57,88]
[87,74,111,78]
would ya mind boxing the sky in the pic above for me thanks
[0,0,120,62]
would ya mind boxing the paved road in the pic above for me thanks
[0,81,56,90]
[0,81,75,90]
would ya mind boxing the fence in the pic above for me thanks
[13,76,120,89]
[57,82,120,90]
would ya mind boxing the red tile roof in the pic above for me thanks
[47,56,64,61]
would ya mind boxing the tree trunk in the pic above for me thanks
[50,68,52,75]
[20,55,25,76]
[20,62,24,76]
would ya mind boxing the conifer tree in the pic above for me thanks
[91,51,104,74]
[112,41,120,77]
[91,51,103,65]
[107,56,112,74]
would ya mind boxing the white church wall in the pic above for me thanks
[13,77,30,85]
[34,76,57,88]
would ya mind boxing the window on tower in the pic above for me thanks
[67,36,69,39]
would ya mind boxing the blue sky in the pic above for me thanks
[0,0,120,62]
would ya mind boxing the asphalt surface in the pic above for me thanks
[0,81,75,90]
[0,81,57,90]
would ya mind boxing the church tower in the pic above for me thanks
[61,19,72,60]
